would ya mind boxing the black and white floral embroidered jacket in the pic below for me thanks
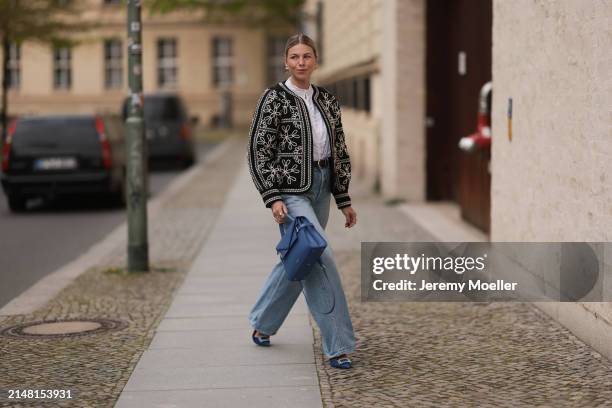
[247,81,352,209]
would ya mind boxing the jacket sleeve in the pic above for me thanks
[331,99,352,209]
[247,88,283,208]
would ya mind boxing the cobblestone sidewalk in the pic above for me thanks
[0,137,246,408]
[3,134,612,408]
[313,185,612,407]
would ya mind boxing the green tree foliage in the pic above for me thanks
[0,0,92,140]
[0,0,89,44]
[146,0,305,27]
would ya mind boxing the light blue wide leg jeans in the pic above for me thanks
[248,166,356,359]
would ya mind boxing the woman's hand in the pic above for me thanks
[341,206,357,228]
[271,201,288,224]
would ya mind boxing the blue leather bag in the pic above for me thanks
[276,215,327,281]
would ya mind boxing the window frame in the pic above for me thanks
[327,75,371,114]
[104,39,123,90]
[212,36,234,88]
[266,36,286,85]
[157,38,178,89]
[7,43,20,90]
[53,46,72,90]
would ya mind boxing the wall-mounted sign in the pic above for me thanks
[508,98,513,141]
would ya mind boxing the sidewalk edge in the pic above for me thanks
[0,138,236,317]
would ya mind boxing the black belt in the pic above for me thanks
[313,157,330,168]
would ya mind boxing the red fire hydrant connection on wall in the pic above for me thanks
[458,81,492,153]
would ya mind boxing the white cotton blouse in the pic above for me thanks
[284,78,331,161]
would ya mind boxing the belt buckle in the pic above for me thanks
[314,158,327,168]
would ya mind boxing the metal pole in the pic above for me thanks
[221,89,233,129]
[126,0,149,272]
[1,0,16,143]
[1,35,10,143]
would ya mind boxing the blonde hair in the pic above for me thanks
[284,33,318,59]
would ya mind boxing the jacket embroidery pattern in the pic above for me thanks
[247,82,352,209]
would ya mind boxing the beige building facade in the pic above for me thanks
[2,0,294,127]
[304,0,426,201]
[491,0,612,359]
[308,0,612,359]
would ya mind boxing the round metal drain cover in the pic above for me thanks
[1,318,127,339]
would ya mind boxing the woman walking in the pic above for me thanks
[246,33,357,369]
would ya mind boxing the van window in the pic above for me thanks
[143,97,185,121]
[122,96,187,122]
[12,117,100,153]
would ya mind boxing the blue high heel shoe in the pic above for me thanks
[252,330,270,347]
[329,355,352,369]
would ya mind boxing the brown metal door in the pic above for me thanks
[426,0,492,233]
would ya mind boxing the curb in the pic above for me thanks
[0,138,235,317]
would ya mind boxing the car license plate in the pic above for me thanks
[34,157,78,171]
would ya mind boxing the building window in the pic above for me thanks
[328,83,337,100]
[339,80,349,107]
[212,36,233,88]
[7,43,20,90]
[157,38,177,88]
[53,47,71,90]
[104,39,123,89]
[327,75,371,114]
[363,77,371,113]
[352,78,359,109]
[267,36,286,85]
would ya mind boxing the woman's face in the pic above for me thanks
[285,43,317,83]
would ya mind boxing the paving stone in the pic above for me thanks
[3,133,612,407]
[135,344,316,368]
[149,324,313,349]
[156,314,308,332]
[117,387,322,408]
[0,138,245,408]
[122,364,318,391]
[311,184,612,407]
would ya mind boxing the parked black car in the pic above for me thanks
[1,114,126,212]
[122,93,197,168]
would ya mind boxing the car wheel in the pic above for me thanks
[109,175,127,208]
[114,178,127,208]
[182,155,196,169]
[7,194,26,212]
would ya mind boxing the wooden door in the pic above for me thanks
[426,0,492,233]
